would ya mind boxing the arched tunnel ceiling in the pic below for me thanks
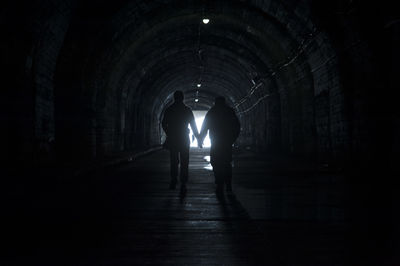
[2,0,396,166]
[71,0,321,120]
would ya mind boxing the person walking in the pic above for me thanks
[162,90,200,194]
[199,96,240,196]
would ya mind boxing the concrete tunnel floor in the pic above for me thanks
[5,148,355,265]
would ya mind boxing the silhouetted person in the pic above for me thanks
[199,96,240,196]
[162,90,200,193]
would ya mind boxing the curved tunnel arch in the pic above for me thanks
[100,15,293,109]
[85,1,313,98]
[54,0,347,160]
[3,1,400,263]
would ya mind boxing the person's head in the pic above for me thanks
[173,90,184,102]
[214,96,226,106]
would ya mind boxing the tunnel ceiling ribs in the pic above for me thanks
[1,0,394,171]
[78,0,319,116]
[3,1,399,263]
[54,0,346,156]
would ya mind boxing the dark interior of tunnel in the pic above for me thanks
[1,0,399,265]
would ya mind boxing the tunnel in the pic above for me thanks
[1,0,399,265]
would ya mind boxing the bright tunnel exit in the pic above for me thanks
[189,110,211,147]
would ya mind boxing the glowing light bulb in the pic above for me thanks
[202,18,210,24]
[197,83,201,87]
[195,98,199,102]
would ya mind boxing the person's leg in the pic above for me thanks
[169,149,179,189]
[212,162,224,196]
[224,162,233,192]
[211,145,225,196]
[179,146,189,185]
[220,146,233,192]
[212,163,224,185]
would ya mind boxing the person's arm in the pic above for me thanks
[188,111,199,138]
[198,112,210,146]
[161,111,169,135]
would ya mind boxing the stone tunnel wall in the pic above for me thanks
[1,0,74,165]
[0,0,398,170]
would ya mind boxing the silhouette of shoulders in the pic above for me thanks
[202,103,240,144]
[206,104,237,125]
[164,102,192,119]
[162,101,195,139]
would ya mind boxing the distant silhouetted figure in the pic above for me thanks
[199,96,240,196]
[162,91,200,194]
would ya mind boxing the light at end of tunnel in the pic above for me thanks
[189,112,211,148]
[195,98,199,102]
[202,18,210,24]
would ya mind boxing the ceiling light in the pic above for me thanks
[202,18,210,24]
[195,99,199,102]
[197,83,201,87]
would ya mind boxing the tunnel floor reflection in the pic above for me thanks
[11,148,350,265]
[203,155,213,170]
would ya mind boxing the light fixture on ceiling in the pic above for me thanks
[195,98,199,102]
[197,83,201,87]
[202,18,210,24]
